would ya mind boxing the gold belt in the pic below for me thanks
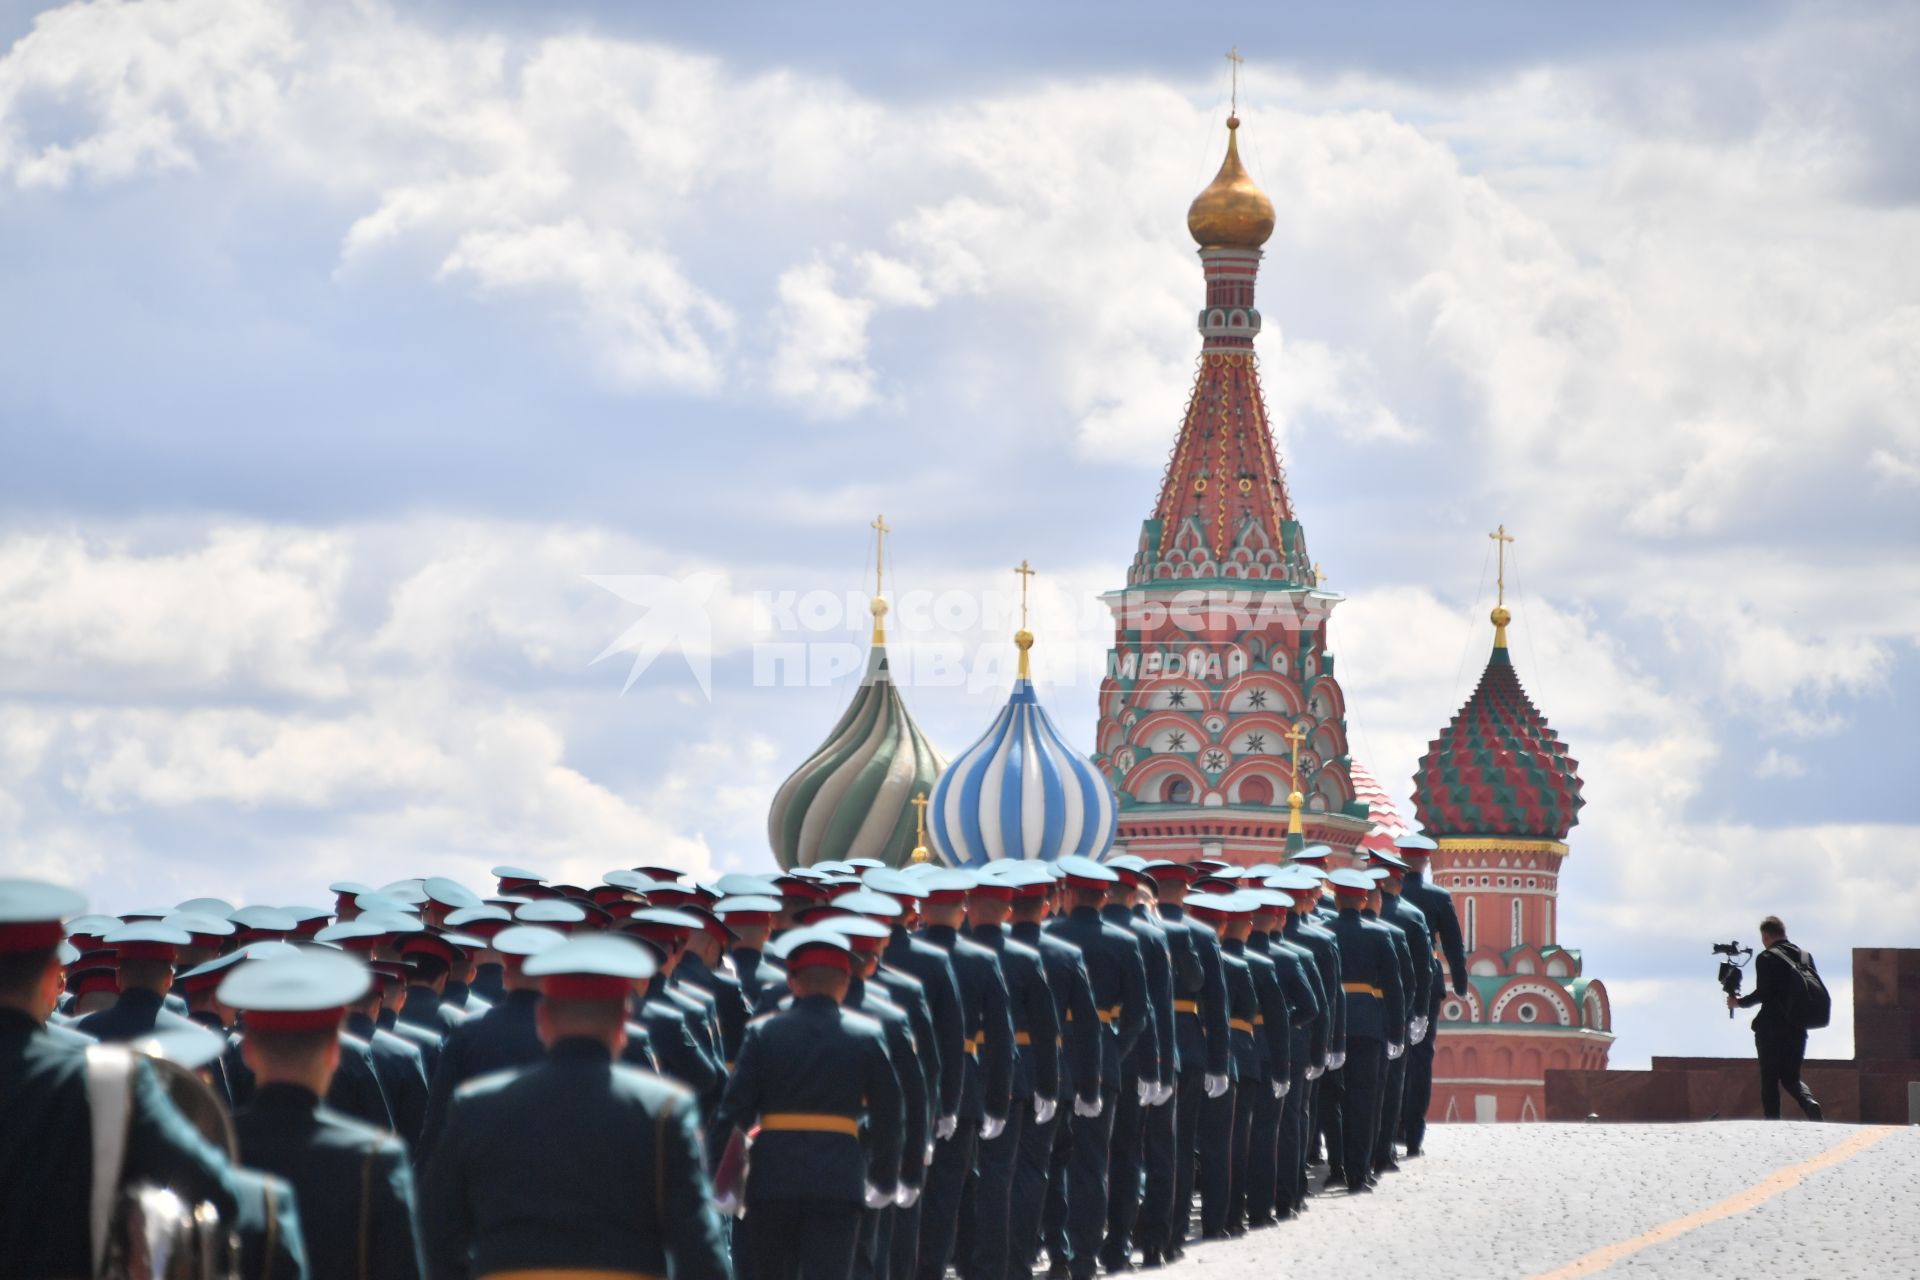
[1342,983,1384,998]
[1229,1017,1255,1034]
[1172,999,1200,1014]
[1014,1031,1032,1045]
[1067,1005,1122,1024]
[761,1112,859,1137]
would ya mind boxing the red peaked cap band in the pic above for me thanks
[784,942,852,972]
[543,973,635,1002]
[247,1007,348,1033]
[0,921,65,953]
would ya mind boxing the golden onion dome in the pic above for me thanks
[1187,116,1275,250]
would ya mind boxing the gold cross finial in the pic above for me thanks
[1013,559,1037,678]
[1313,562,1326,587]
[868,514,892,643]
[909,791,932,865]
[1226,47,1244,115]
[871,514,891,598]
[1488,523,1514,607]
[1284,720,1307,837]
[1014,559,1036,631]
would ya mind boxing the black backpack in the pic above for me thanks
[1776,944,1832,1030]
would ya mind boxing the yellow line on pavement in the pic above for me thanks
[1525,1128,1897,1280]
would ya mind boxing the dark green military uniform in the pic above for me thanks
[236,1083,424,1280]
[423,1039,729,1280]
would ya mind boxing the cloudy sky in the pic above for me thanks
[2,0,1916,1067]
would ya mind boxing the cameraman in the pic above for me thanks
[1726,916,1823,1121]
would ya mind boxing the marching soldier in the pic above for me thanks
[1323,870,1404,1195]
[911,870,1014,1280]
[713,928,903,1280]
[716,894,785,1002]
[1045,857,1148,1280]
[962,871,1059,1280]
[223,947,425,1280]
[418,924,566,1162]
[74,920,197,1042]
[1183,894,1258,1240]
[1368,849,1432,1175]
[3,879,274,1278]
[1098,861,1167,1272]
[1246,883,1325,1221]
[423,933,731,1280]
[1392,831,1467,1157]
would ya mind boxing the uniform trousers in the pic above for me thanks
[1277,1063,1308,1216]
[1403,1030,1438,1153]
[855,1205,890,1280]
[1041,1111,1073,1268]
[1339,1040,1385,1193]
[1099,1077,1147,1267]
[1373,1050,1408,1170]
[749,1198,863,1280]
[1063,1086,1118,1280]
[1317,1066,1346,1180]
[1195,1082,1236,1237]
[1243,1078,1284,1225]
[916,1123,979,1280]
[1008,1109,1059,1278]
[889,1197,922,1280]
[1140,1070,1202,1254]
[960,1103,1024,1280]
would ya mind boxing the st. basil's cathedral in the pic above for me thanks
[766,112,1612,1125]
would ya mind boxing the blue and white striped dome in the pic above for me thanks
[928,663,1118,867]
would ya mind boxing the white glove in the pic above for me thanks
[864,1182,893,1209]
[1304,1063,1324,1081]
[1135,1077,1154,1106]
[1034,1095,1057,1125]
[1153,1082,1174,1106]
[1387,1041,1405,1061]
[1073,1094,1104,1118]
[980,1114,1007,1141]
[924,1142,936,1166]
[935,1114,958,1141]
[895,1183,921,1208]
[1327,1051,1347,1071]
[1411,1015,1429,1045]
[1271,1078,1289,1099]
[1203,1071,1229,1099]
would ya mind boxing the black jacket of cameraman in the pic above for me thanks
[1735,940,1813,1034]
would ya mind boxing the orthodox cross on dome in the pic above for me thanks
[1488,522,1515,648]
[909,790,932,864]
[1014,558,1037,679]
[1226,46,1244,114]
[1284,719,1308,840]
[1314,563,1326,587]
[869,514,891,643]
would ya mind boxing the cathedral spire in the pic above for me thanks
[1129,112,1304,586]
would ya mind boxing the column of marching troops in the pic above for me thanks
[1,831,1470,1280]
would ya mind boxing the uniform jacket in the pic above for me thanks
[419,988,545,1163]
[1251,931,1326,1067]
[1328,909,1406,1043]
[965,924,1060,1102]
[732,946,780,1003]
[675,952,755,1066]
[1109,904,1170,1088]
[1363,907,1418,1039]
[1,1009,252,1278]
[235,1083,423,1280]
[848,975,930,1189]
[1378,891,1434,1032]
[918,924,1016,1121]
[884,925,966,1120]
[350,1010,431,1149]
[638,988,721,1115]
[400,985,465,1039]
[1010,919,1101,1104]
[1285,914,1345,1058]
[423,1038,729,1280]
[1158,904,1231,1077]
[873,963,939,1132]
[1217,948,1261,1080]
[73,986,199,1043]
[381,1005,444,1080]
[1045,906,1149,1088]
[1399,871,1469,1007]
[711,994,905,1204]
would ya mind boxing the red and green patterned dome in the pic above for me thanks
[1412,616,1584,841]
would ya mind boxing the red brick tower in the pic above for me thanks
[1411,532,1613,1122]
[1093,115,1371,865]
